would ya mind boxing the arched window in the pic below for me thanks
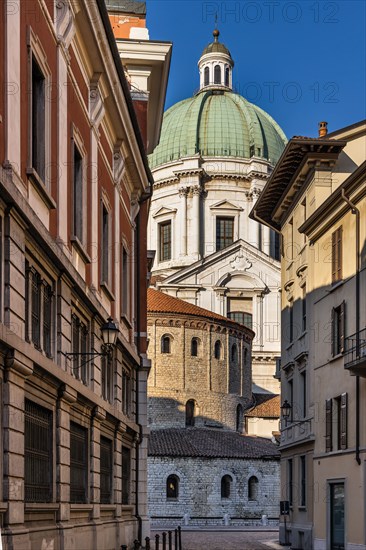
[231,344,238,362]
[225,66,230,87]
[191,338,199,357]
[221,475,232,499]
[214,340,221,360]
[161,335,171,354]
[214,64,221,84]
[248,476,259,501]
[236,404,243,432]
[167,475,179,499]
[204,66,210,86]
[186,399,196,427]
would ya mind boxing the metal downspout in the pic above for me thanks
[341,189,361,465]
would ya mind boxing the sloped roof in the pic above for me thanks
[148,428,280,459]
[147,288,254,336]
[245,394,280,418]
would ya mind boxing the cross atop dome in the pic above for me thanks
[198,29,234,92]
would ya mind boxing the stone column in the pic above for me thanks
[179,187,188,257]
[3,350,33,547]
[90,406,106,521]
[191,185,201,259]
[56,384,77,526]
[263,226,271,256]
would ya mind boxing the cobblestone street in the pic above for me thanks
[152,529,290,550]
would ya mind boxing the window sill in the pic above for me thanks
[167,498,179,502]
[25,503,59,511]
[100,281,115,301]
[297,331,307,341]
[327,280,344,293]
[71,235,91,264]
[27,167,56,210]
[298,506,307,511]
[285,342,294,351]
[70,504,93,511]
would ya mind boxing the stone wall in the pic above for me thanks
[148,456,280,526]
[147,316,252,431]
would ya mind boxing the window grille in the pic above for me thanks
[25,400,52,503]
[71,313,89,383]
[100,437,113,504]
[31,270,41,348]
[101,353,114,404]
[70,422,88,503]
[122,447,131,505]
[122,370,131,416]
[43,282,52,357]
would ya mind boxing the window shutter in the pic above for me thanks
[331,231,336,282]
[340,301,346,353]
[331,307,335,357]
[340,392,347,450]
[337,227,343,281]
[325,399,333,452]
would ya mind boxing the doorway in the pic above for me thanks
[330,482,345,550]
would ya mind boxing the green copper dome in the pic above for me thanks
[149,91,287,169]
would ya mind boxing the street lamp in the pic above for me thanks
[65,316,118,368]
[281,399,292,422]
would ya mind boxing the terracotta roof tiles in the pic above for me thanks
[148,288,254,335]
[245,393,280,418]
[148,427,280,459]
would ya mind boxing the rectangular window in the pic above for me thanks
[289,303,294,343]
[159,220,172,262]
[31,56,46,181]
[302,286,307,332]
[216,217,234,251]
[122,447,131,505]
[326,398,333,452]
[288,459,293,506]
[121,246,130,317]
[332,227,342,284]
[122,369,131,416]
[301,371,307,418]
[288,379,293,422]
[100,437,113,504]
[25,400,53,503]
[101,204,110,285]
[101,353,114,404]
[25,263,54,356]
[300,455,306,507]
[71,313,89,384]
[332,302,345,356]
[70,422,88,504]
[73,144,83,242]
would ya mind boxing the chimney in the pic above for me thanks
[318,121,328,137]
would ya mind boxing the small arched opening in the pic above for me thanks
[166,475,179,500]
[221,475,232,499]
[248,476,259,501]
[185,399,196,427]
[161,335,171,354]
[204,66,210,86]
[214,340,222,360]
[214,64,221,84]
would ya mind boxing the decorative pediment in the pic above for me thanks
[209,200,243,211]
[152,206,177,219]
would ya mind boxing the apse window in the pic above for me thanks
[159,220,172,262]
[216,217,234,251]
[191,338,199,357]
[161,335,171,354]
[248,476,259,501]
[167,475,179,500]
[214,340,222,360]
[221,475,232,499]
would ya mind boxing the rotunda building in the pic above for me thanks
[148,30,287,394]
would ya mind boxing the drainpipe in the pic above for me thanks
[341,189,361,465]
[135,187,153,542]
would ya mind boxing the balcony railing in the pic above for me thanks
[344,328,366,376]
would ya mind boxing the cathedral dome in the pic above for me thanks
[149,90,287,169]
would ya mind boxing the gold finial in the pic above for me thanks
[213,28,220,42]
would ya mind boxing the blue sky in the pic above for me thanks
[146,0,366,139]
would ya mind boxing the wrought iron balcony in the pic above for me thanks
[344,328,366,376]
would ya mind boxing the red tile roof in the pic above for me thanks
[148,427,280,459]
[245,393,280,418]
[147,288,254,335]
